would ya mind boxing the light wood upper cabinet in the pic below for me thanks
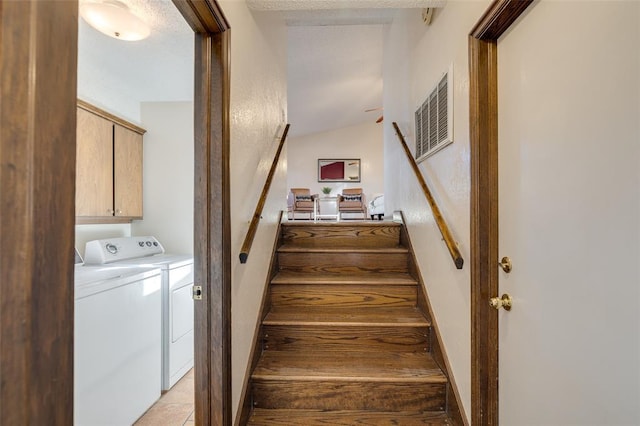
[76,108,114,217]
[75,101,146,223]
[114,124,143,218]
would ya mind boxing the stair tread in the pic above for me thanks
[282,221,401,228]
[248,409,452,425]
[278,244,408,253]
[271,271,417,285]
[252,351,447,383]
[263,306,429,327]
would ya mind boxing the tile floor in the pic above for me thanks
[134,369,194,426]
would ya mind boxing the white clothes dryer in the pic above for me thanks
[84,236,194,391]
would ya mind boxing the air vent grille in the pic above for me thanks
[415,67,453,161]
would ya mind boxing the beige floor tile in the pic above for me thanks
[156,375,194,405]
[134,403,192,426]
[135,369,195,425]
[183,411,195,426]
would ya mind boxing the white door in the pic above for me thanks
[497,1,639,424]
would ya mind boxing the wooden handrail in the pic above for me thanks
[392,122,464,269]
[239,124,290,264]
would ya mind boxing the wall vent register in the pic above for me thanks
[414,65,453,162]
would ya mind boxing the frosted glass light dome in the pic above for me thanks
[80,0,150,41]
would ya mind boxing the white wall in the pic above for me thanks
[77,35,141,125]
[77,68,141,125]
[385,1,640,423]
[216,2,288,419]
[287,121,384,203]
[132,102,194,255]
[497,2,639,424]
[383,2,491,420]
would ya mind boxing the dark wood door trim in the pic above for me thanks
[469,1,533,424]
[172,1,232,424]
[192,30,232,426]
[173,0,230,34]
[0,1,78,424]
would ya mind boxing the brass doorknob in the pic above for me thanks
[489,294,512,311]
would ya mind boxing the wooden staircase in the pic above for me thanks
[241,222,462,425]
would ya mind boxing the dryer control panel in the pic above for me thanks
[84,236,165,264]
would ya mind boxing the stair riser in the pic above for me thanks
[270,284,417,308]
[252,380,446,411]
[248,409,451,426]
[282,225,401,248]
[263,325,430,353]
[278,252,408,274]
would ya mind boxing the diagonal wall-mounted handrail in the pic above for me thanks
[239,124,290,264]
[392,122,464,269]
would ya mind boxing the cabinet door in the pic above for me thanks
[76,108,114,217]
[114,124,143,218]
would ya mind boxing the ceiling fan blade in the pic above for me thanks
[365,107,383,112]
[376,115,383,123]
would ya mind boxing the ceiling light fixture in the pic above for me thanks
[80,0,150,41]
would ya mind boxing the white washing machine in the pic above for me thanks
[74,261,162,426]
[84,236,194,391]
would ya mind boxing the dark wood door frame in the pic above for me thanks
[1,0,231,424]
[172,1,231,424]
[469,1,533,424]
[1,1,78,423]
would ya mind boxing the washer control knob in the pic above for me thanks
[146,241,152,247]
[138,241,145,247]
[106,243,118,255]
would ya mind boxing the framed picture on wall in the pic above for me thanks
[318,159,361,182]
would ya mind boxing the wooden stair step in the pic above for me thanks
[251,352,447,411]
[282,222,400,228]
[248,408,452,425]
[263,306,429,327]
[251,379,446,412]
[271,270,417,285]
[278,251,408,274]
[281,223,402,248]
[263,324,430,353]
[282,221,400,227]
[270,283,417,308]
[252,351,446,383]
[278,244,408,254]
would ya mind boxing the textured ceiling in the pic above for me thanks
[253,0,443,136]
[247,0,443,11]
[78,0,437,135]
[77,0,194,113]
[287,25,385,136]
[248,0,443,26]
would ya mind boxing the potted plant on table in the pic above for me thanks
[321,187,332,197]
